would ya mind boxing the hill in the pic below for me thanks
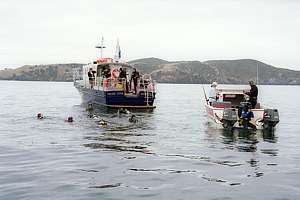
[1,58,300,84]
[0,63,83,81]
[130,58,300,84]
[204,59,300,84]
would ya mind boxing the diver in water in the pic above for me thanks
[129,115,138,123]
[99,119,108,127]
[239,105,256,130]
[86,103,94,118]
[117,108,130,117]
[65,116,74,122]
[37,113,44,119]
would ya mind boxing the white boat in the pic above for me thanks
[204,86,279,130]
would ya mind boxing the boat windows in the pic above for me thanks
[221,93,245,107]
[212,101,232,108]
[97,64,110,78]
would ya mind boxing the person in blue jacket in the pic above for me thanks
[239,105,256,130]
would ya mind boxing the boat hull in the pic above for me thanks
[75,84,156,109]
[205,104,265,130]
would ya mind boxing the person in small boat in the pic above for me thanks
[244,80,258,108]
[208,82,218,105]
[239,105,256,130]
[130,68,140,94]
[88,68,96,89]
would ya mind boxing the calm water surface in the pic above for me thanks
[0,81,300,200]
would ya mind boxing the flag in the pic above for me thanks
[114,39,121,61]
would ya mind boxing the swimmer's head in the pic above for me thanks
[37,113,44,119]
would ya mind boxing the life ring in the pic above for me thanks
[103,78,109,87]
[111,68,119,79]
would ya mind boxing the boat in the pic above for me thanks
[204,86,279,130]
[73,38,156,109]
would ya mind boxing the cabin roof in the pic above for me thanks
[216,88,246,94]
[97,62,134,69]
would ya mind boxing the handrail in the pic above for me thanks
[73,68,82,83]
[138,76,156,105]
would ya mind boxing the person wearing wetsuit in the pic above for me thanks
[245,80,258,108]
[130,68,140,94]
[119,67,129,92]
[239,105,256,130]
[119,68,126,79]
[88,68,96,89]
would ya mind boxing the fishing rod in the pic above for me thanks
[202,85,209,105]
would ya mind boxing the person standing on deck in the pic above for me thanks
[130,68,140,94]
[119,67,126,80]
[208,82,218,105]
[119,67,128,93]
[244,80,258,108]
[88,68,96,89]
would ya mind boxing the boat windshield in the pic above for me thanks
[220,93,245,106]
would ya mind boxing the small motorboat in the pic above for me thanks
[204,86,279,130]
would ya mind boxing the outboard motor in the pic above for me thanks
[263,109,279,130]
[222,108,237,129]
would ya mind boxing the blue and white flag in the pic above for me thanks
[114,39,121,62]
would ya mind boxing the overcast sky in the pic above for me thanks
[1,0,300,70]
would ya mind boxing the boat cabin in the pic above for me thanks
[79,58,155,94]
[211,88,260,109]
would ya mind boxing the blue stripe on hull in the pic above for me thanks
[76,87,155,106]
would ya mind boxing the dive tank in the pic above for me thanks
[263,109,279,130]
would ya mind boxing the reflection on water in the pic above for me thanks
[203,123,279,180]
[205,124,278,156]
[83,109,154,154]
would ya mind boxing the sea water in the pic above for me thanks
[0,81,300,200]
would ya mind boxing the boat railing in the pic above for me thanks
[140,74,155,90]
[95,75,156,96]
[139,74,155,104]
[73,67,82,83]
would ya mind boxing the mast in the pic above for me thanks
[256,61,259,85]
[95,36,106,58]
[114,39,121,62]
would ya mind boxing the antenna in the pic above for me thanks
[95,36,106,58]
[256,61,259,85]
[256,61,260,103]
